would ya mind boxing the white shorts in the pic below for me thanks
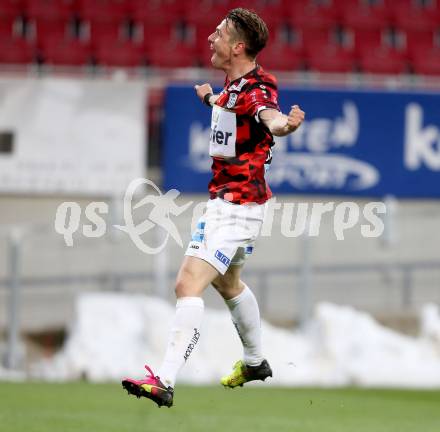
[185,198,265,275]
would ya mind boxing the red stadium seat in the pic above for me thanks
[84,18,127,45]
[137,22,182,45]
[396,0,440,11]
[131,0,184,47]
[0,0,24,19]
[25,0,74,21]
[269,23,292,45]
[351,28,386,53]
[77,0,130,22]
[258,41,304,71]
[184,0,229,27]
[306,43,355,72]
[77,0,129,48]
[94,39,144,67]
[288,0,341,30]
[229,0,258,9]
[392,2,440,31]
[405,29,437,54]
[40,38,92,65]
[301,26,337,55]
[358,45,408,74]
[257,0,288,30]
[341,0,390,30]
[383,0,416,11]
[0,16,19,37]
[332,0,361,8]
[0,36,34,63]
[129,0,184,26]
[410,45,440,75]
[147,41,196,68]
[31,18,73,46]
[136,23,183,51]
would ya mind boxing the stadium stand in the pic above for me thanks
[0,16,19,39]
[0,36,34,64]
[258,40,304,71]
[0,0,438,75]
[410,45,440,74]
[0,0,24,20]
[306,42,355,73]
[358,44,408,74]
[40,38,92,66]
[25,0,74,21]
[76,0,130,22]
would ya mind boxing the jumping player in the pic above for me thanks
[122,8,305,407]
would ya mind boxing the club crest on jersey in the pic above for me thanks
[228,77,248,92]
[226,93,238,109]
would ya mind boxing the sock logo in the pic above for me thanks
[233,321,246,346]
[183,328,200,361]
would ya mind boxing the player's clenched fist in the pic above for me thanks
[194,83,213,101]
[286,105,305,132]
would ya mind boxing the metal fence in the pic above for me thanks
[1,206,440,370]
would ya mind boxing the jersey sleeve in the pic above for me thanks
[242,83,280,123]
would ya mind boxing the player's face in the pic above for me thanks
[207,19,234,69]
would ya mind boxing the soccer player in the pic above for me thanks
[122,8,305,407]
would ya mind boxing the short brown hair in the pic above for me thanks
[225,8,269,58]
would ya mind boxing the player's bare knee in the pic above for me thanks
[175,276,194,298]
[212,276,243,299]
[211,277,227,296]
[175,267,207,297]
[227,279,244,298]
[211,278,221,291]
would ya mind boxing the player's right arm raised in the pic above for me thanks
[259,105,305,137]
[194,83,220,107]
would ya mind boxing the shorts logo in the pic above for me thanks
[190,244,199,249]
[191,221,205,242]
[215,250,230,267]
[226,93,238,109]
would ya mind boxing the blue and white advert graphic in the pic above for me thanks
[164,86,440,197]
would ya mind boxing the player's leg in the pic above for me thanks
[122,256,219,407]
[212,264,272,388]
[212,264,263,365]
[157,256,219,386]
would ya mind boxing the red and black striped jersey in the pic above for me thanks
[208,65,280,204]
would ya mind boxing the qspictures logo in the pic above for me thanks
[54,178,387,253]
[113,178,192,254]
[54,178,192,254]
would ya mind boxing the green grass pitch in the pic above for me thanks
[1,382,439,432]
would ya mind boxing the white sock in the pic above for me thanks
[158,297,204,388]
[225,284,264,366]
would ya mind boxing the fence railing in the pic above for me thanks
[1,245,438,370]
